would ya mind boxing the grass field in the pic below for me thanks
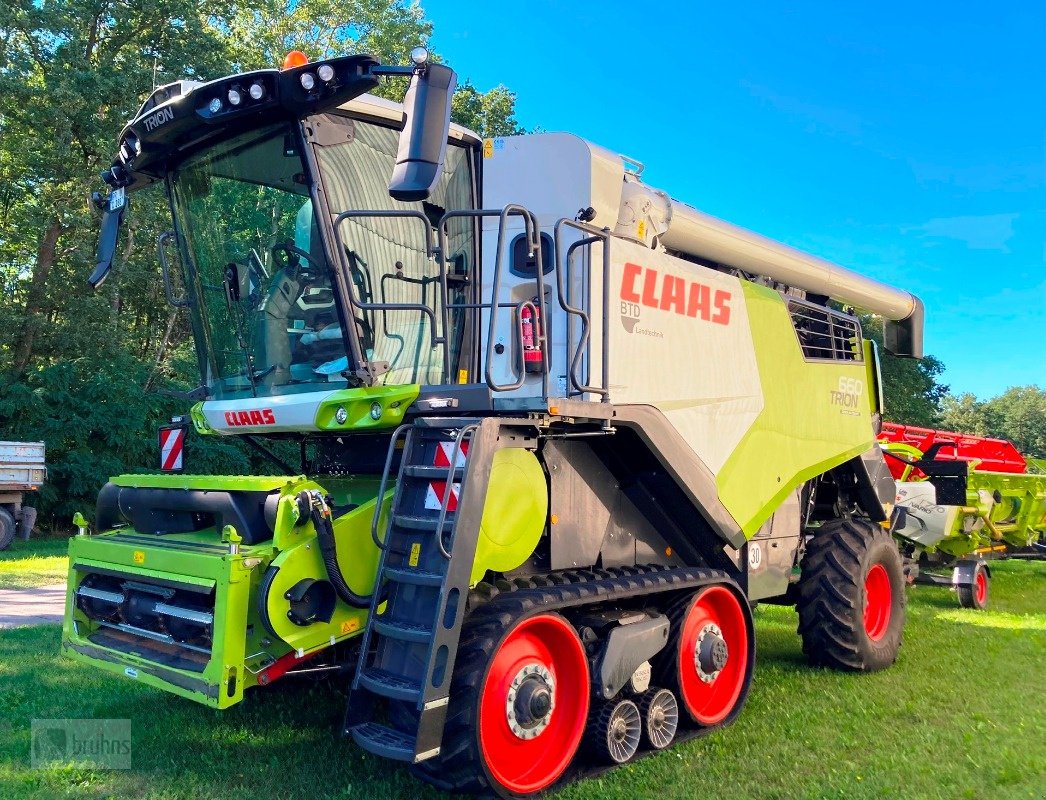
[0,537,70,590]
[0,560,1042,800]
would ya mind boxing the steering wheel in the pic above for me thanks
[272,241,324,280]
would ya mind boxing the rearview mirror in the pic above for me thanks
[88,189,127,289]
[388,63,456,202]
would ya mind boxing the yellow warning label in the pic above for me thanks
[458,369,469,384]
[340,618,361,635]
[483,139,494,158]
[132,551,145,564]
[637,219,647,240]
[408,542,421,567]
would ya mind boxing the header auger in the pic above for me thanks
[64,47,923,797]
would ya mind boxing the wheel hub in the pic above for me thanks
[695,622,728,682]
[505,664,556,739]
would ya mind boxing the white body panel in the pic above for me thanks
[202,390,338,434]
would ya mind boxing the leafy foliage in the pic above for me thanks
[0,1,521,527]
[939,385,1046,458]
[860,316,948,427]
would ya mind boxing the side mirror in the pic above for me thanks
[88,189,127,289]
[388,63,456,202]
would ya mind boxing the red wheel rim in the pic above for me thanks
[478,613,589,794]
[676,586,750,726]
[864,563,892,641]
[975,570,988,606]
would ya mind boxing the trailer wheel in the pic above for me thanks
[0,507,16,551]
[659,585,753,726]
[797,518,905,671]
[957,561,990,610]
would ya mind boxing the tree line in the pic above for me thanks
[0,2,1039,530]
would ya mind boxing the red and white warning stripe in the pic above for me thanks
[159,427,185,471]
[425,441,468,511]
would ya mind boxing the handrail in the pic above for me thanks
[554,218,611,402]
[434,423,480,558]
[371,423,413,550]
[332,209,449,380]
[438,206,544,394]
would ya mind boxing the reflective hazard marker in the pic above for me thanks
[159,424,186,472]
[424,441,468,511]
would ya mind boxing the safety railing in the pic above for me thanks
[330,203,612,405]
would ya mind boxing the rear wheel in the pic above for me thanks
[0,507,16,551]
[659,585,753,726]
[797,518,906,671]
[957,561,990,609]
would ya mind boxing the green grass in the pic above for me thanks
[0,561,1042,800]
[0,537,70,590]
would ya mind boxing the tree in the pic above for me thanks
[860,317,948,426]
[0,1,526,527]
[938,392,989,434]
[451,80,525,136]
[982,386,1046,458]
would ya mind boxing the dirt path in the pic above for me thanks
[0,582,66,628]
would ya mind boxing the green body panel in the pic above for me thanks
[312,385,420,431]
[61,473,388,709]
[263,491,390,650]
[471,448,548,584]
[110,473,304,491]
[62,529,271,709]
[717,282,876,537]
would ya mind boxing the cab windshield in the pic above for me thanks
[171,123,349,400]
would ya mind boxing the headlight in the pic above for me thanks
[227,87,243,106]
[249,82,265,100]
[369,402,382,421]
[208,97,222,114]
[317,64,335,82]
[334,406,348,425]
[299,72,316,91]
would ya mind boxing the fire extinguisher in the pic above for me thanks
[521,300,544,374]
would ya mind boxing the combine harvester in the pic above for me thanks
[880,422,1046,609]
[64,47,924,796]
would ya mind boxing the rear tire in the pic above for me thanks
[797,518,905,671]
[0,507,16,551]
[957,562,990,609]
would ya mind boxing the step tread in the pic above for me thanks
[373,616,434,643]
[358,667,423,701]
[384,566,444,586]
[350,722,417,762]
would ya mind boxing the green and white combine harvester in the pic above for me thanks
[64,48,927,796]
[880,422,1046,609]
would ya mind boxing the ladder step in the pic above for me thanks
[349,722,421,762]
[373,616,435,643]
[393,513,453,531]
[384,565,444,586]
[358,667,423,702]
[402,465,465,480]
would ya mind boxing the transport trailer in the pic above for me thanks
[64,46,924,797]
[880,422,1046,609]
[0,440,45,549]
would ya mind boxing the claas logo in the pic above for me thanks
[224,409,276,426]
[620,263,731,325]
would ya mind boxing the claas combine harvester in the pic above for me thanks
[63,48,926,796]
[880,422,1046,609]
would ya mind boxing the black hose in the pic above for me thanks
[306,492,372,609]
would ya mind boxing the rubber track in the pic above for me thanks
[413,564,750,798]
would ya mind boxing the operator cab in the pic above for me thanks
[92,50,475,418]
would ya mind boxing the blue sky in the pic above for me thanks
[423,1,1045,399]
